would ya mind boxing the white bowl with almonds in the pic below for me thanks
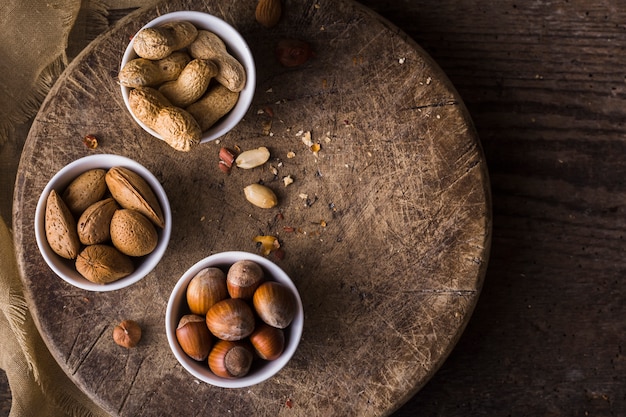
[35,154,172,291]
[119,11,256,152]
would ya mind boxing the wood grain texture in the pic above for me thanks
[353,0,626,416]
[12,1,489,416]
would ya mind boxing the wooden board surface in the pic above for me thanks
[12,1,490,416]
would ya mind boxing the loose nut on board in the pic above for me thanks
[77,197,119,245]
[186,84,239,132]
[158,59,218,108]
[45,190,81,259]
[235,146,270,169]
[189,30,246,93]
[128,86,201,152]
[255,0,282,28]
[243,183,278,209]
[119,52,191,88]
[75,244,135,284]
[113,320,142,348]
[61,168,107,215]
[275,39,314,67]
[133,21,198,60]
[105,166,165,228]
[110,209,158,257]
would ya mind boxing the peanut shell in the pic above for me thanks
[75,244,134,284]
[77,197,119,245]
[105,166,165,228]
[45,190,80,259]
[110,209,158,257]
[62,168,107,215]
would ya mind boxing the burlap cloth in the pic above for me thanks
[0,1,160,415]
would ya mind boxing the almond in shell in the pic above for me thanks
[62,168,107,215]
[77,197,119,245]
[75,244,134,284]
[105,166,165,228]
[45,190,81,259]
[110,209,158,257]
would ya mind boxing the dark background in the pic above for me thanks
[2,0,625,415]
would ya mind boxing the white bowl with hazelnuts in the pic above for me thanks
[119,11,256,152]
[34,154,172,291]
[165,251,304,388]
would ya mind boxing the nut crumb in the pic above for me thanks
[283,175,294,187]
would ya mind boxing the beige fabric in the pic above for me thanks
[0,0,157,415]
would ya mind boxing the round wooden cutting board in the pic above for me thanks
[13,1,491,415]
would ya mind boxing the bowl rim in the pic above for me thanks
[34,154,172,292]
[120,10,257,144]
[165,251,304,388]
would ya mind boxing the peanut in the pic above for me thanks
[128,87,201,152]
[158,59,218,108]
[186,84,240,131]
[119,52,191,88]
[189,30,246,93]
[133,21,198,60]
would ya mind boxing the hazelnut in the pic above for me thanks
[113,319,142,348]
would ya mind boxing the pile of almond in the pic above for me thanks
[44,166,165,284]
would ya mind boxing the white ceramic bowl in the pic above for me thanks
[120,11,256,144]
[34,154,172,292]
[166,251,304,388]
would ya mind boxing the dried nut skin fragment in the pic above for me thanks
[77,197,119,245]
[189,30,246,93]
[119,52,191,88]
[105,166,165,228]
[226,259,264,300]
[235,147,270,169]
[110,209,158,257]
[75,244,135,284]
[45,190,80,259]
[186,84,239,131]
[244,183,278,208]
[133,21,198,60]
[62,168,107,215]
[158,59,218,108]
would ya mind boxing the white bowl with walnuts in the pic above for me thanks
[119,11,256,152]
[165,251,304,388]
[34,154,172,291]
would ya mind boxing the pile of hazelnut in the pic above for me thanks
[175,260,296,378]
